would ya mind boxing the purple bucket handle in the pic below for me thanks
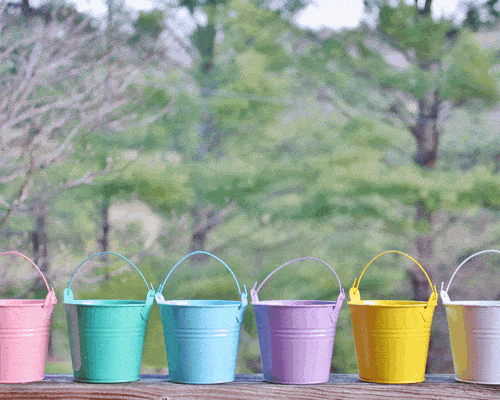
[251,257,345,317]
[0,251,57,308]
[441,249,500,303]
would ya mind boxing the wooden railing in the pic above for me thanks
[1,374,500,399]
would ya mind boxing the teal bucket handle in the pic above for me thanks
[0,251,57,308]
[441,249,500,303]
[64,252,155,318]
[156,251,247,306]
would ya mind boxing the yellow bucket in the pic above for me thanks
[348,250,438,384]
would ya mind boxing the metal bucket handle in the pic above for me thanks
[64,251,155,318]
[156,251,247,307]
[0,251,57,308]
[250,257,345,319]
[251,256,345,301]
[441,249,500,303]
[349,250,438,322]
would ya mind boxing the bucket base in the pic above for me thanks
[455,376,500,385]
[359,376,424,384]
[0,377,44,384]
[169,378,235,385]
[73,377,140,384]
[263,378,329,385]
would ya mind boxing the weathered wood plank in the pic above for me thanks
[0,374,499,400]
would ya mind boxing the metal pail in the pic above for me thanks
[0,251,57,383]
[155,251,247,384]
[251,257,345,384]
[64,252,155,383]
[348,250,438,384]
[441,249,500,384]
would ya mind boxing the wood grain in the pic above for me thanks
[0,374,500,400]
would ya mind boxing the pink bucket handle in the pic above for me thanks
[0,251,56,308]
[250,257,345,306]
[441,249,500,303]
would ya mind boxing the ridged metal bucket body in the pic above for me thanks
[157,300,245,384]
[64,252,155,383]
[0,252,57,384]
[65,299,152,383]
[0,300,55,383]
[349,300,434,383]
[251,257,345,384]
[444,301,500,384]
[441,250,500,384]
[156,251,247,384]
[349,251,438,384]
[253,300,341,384]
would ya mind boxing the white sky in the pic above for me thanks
[62,0,464,30]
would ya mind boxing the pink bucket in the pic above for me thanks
[251,257,345,384]
[0,251,57,383]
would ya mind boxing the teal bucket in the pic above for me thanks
[64,252,155,383]
[155,251,247,384]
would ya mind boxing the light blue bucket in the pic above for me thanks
[155,251,247,384]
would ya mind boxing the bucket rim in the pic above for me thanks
[443,300,500,307]
[0,299,47,307]
[348,299,432,307]
[156,299,245,307]
[64,299,149,307]
[252,299,338,307]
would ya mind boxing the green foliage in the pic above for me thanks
[378,1,452,63]
[442,33,499,104]
[2,0,500,377]
[133,10,165,39]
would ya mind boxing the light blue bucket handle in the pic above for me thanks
[441,249,500,303]
[156,251,247,306]
[65,252,155,318]
[251,257,345,314]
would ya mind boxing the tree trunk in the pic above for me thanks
[189,6,226,256]
[409,91,440,299]
[31,203,53,357]
[32,205,50,285]
[409,90,442,372]
[189,202,236,264]
[98,197,110,261]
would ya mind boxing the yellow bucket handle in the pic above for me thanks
[349,250,438,321]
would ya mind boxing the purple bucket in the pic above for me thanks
[251,257,345,384]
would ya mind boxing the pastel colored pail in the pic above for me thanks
[348,250,438,384]
[251,257,345,384]
[441,249,500,384]
[155,251,247,384]
[0,251,57,383]
[64,252,155,383]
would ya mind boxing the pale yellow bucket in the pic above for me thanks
[348,250,438,384]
